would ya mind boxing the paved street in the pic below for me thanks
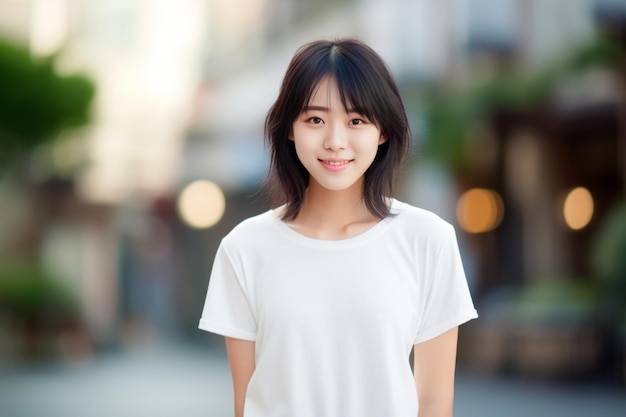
[0,339,624,417]
[0,340,232,417]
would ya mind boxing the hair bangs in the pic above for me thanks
[297,51,381,127]
[332,62,381,127]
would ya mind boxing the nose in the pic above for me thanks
[324,124,347,151]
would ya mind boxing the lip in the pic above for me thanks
[318,158,353,172]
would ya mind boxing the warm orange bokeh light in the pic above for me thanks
[457,188,504,234]
[563,187,593,230]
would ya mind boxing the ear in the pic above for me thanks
[288,128,294,141]
[378,135,387,145]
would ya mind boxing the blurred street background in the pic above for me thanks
[0,0,625,416]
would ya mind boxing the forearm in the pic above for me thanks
[234,397,245,417]
[414,328,458,417]
[418,400,453,417]
[225,337,255,417]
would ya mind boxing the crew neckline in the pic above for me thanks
[269,199,402,249]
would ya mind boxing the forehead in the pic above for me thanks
[306,76,353,111]
[308,76,338,102]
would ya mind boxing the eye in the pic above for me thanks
[349,118,365,126]
[308,117,324,125]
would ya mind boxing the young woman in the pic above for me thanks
[199,38,477,417]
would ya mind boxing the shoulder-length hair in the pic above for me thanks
[264,38,411,220]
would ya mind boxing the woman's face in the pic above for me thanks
[290,76,386,193]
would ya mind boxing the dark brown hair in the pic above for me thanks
[264,38,411,220]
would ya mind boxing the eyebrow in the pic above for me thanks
[302,105,358,113]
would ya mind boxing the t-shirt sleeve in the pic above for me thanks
[198,242,257,341]
[413,223,478,344]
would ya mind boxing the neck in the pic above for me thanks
[297,177,373,228]
[281,177,388,240]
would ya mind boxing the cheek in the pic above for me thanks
[292,127,321,153]
[358,138,383,159]
[290,125,308,145]
[292,138,313,166]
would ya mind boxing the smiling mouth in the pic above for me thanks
[319,159,353,166]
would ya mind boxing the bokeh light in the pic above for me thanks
[457,188,504,234]
[177,180,226,229]
[563,187,594,230]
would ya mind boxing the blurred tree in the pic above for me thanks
[0,261,80,358]
[419,34,625,171]
[0,37,95,173]
[0,38,95,359]
[589,201,626,382]
[590,202,626,325]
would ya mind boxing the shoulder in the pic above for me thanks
[389,199,457,244]
[220,209,278,250]
[391,199,454,231]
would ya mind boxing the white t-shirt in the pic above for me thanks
[199,199,477,417]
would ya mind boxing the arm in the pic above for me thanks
[225,337,256,417]
[413,327,459,417]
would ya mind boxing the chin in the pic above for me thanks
[313,180,360,192]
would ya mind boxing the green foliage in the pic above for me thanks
[419,34,625,171]
[512,280,599,325]
[590,201,626,324]
[0,262,79,325]
[420,91,476,169]
[0,37,95,169]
